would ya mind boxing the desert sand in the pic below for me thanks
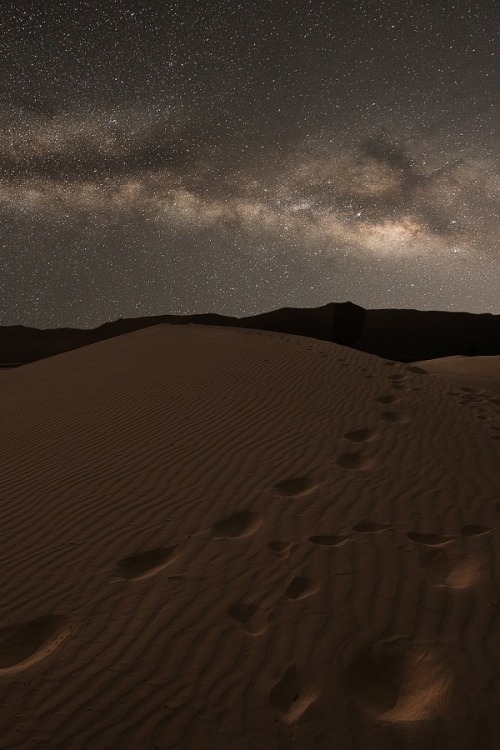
[4,303,500,366]
[414,356,500,395]
[2,324,500,749]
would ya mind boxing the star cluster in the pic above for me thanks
[1,0,498,326]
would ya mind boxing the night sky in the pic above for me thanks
[1,0,498,328]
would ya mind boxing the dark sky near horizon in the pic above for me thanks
[0,0,499,327]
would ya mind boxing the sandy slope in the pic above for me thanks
[415,355,500,395]
[1,325,500,750]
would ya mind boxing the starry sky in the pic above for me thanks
[1,0,499,328]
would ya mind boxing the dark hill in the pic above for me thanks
[2,303,500,366]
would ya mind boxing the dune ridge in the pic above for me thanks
[1,324,500,748]
[4,302,500,367]
[415,356,500,395]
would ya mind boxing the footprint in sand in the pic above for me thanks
[460,524,493,536]
[424,548,481,588]
[407,536,482,589]
[269,664,319,725]
[420,547,452,586]
[451,562,485,590]
[268,541,292,558]
[353,522,390,533]
[336,451,372,470]
[344,429,376,443]
[406,532,453,546]
[390,383,406,391]
[228,601,268,635]
[375,395,399,405]
[458,398,478,405]
[388,373,406,382]
[0,615,69,673]
[347,637,450,722]
[308,534,349,546]
[285,576,318,600]
[273,477,317,498]
[211,510,262,539]
[115,546,180,580]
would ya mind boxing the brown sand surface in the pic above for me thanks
[414,356,500,395]
[1,325,500,749]
[0,301,364,365]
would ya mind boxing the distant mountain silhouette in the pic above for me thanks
[352,308,500,361]
[1,303,500,366]
[0,303,363,365]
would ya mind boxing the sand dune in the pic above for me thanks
[1,325,500,749]
[4,302,500,367]
[0,302,364,365]
[415,355,500,395]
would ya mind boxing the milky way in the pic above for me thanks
[1,1,499,327]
